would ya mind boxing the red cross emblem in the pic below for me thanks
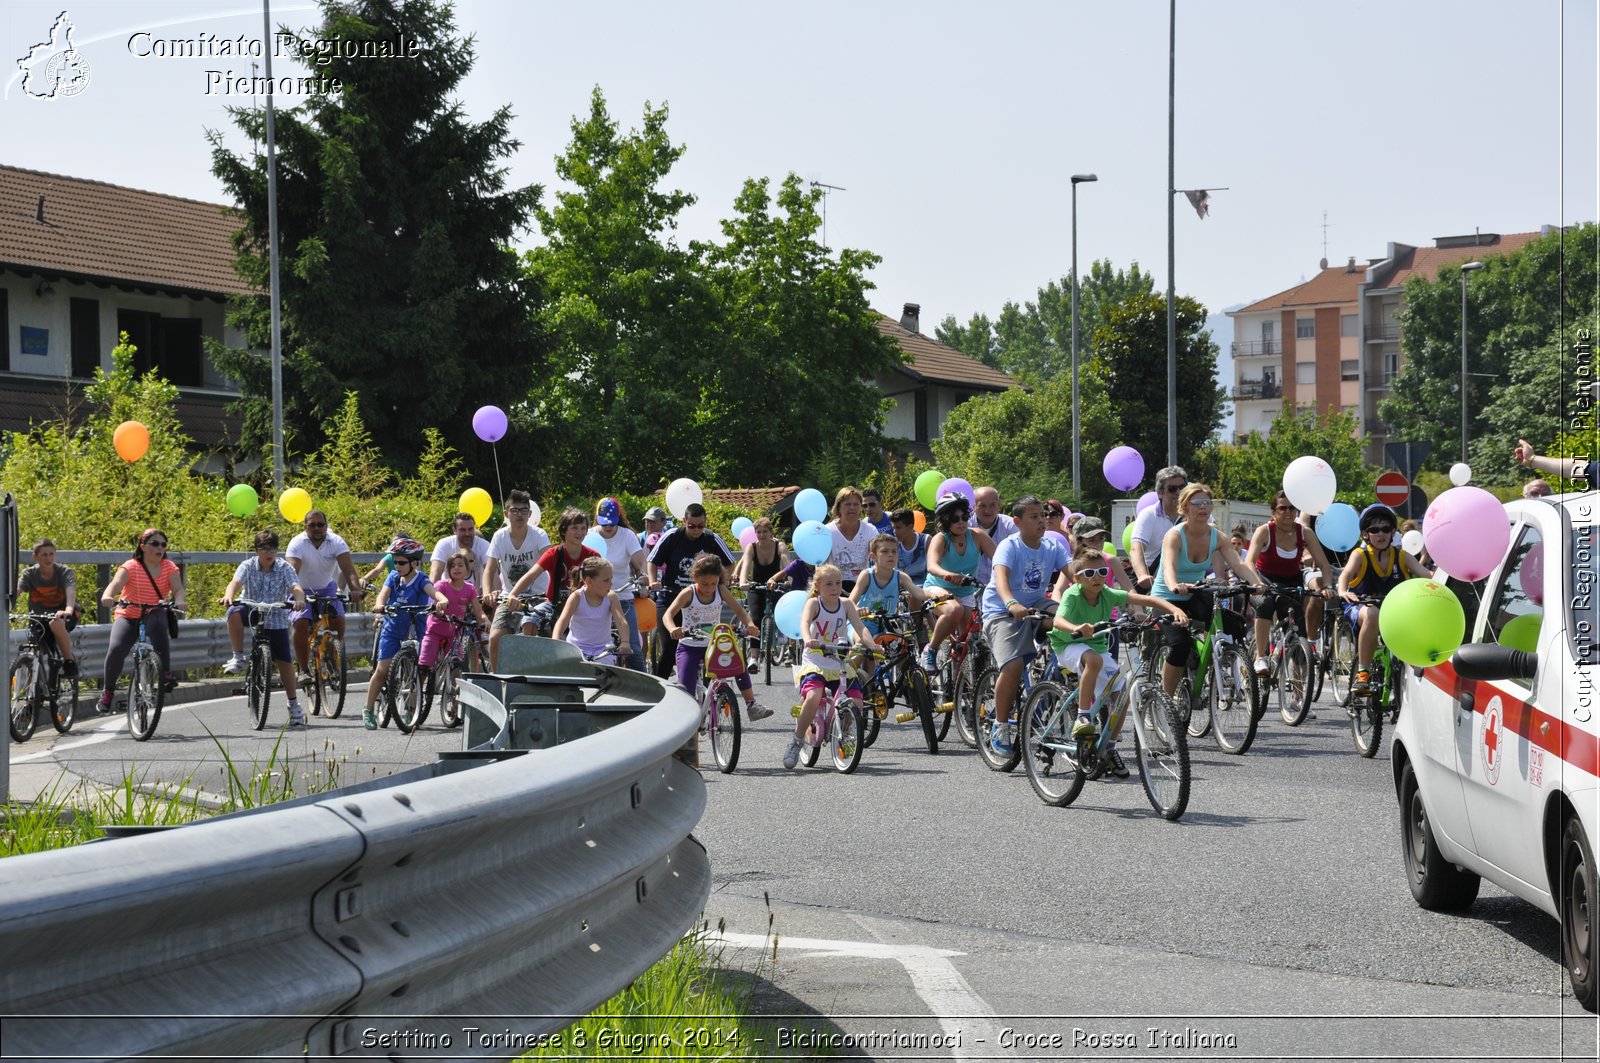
[1481,696,1504,785]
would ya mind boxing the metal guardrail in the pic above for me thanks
[0,642,711,1059]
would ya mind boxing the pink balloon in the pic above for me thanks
[1523,541,1545,606]
[1102,446,1145,492]
[1137,491,1159,513]
[1423,486,1509,582]
[738,526,759,550]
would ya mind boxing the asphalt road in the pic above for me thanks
[20,661,1597,1060]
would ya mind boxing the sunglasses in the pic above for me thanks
[1368,526,1395,535]
[685,521,707,531]
[395,557,414,566]
[1188,498,1214,508]
[305,521,327,528]
[1163,483,1187,494]
[144,539,167,548]
[1077,566,1109,578]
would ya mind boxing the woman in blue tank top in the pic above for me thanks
[920,493,996,672]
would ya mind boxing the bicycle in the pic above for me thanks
[9,612,78,741]
[1020,614,1190,819]
[1308,581,1342,704]
[1254,584,1317,726]
[741,580,797,685]
[1162,582,1260,755]
[972,608,1057,773]
[680,623,744,774]
[424,613,487,729]
[235,600,293,731]
[377,603,433,734]
[1341,595,1401,758]
[304,590,349,719]
[928,584,990,749]
[858,606,941,754]
[789,640,877,774]
[114,600,178,742]
[1323,591,1360,709]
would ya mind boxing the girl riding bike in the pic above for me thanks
[787,563,876,770]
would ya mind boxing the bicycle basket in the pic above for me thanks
[703,623,747,679]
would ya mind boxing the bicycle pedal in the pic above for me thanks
[894,711,917,724]
[938,701,955,714]
[230,686,245,696]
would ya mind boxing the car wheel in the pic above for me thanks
[1562,814,1598,1013]
[1400,762,1480,910]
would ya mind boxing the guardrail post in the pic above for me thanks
[96,564,111,625]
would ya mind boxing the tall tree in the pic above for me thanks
[208,0,541,464]
[971,260,1157,386]
[1091,291,1226,469]
[934,312,999,368]
[1191,408,1371,506]
[696,174,901,487]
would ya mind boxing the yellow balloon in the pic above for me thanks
[460,486,493,526]
[278,487,312,523]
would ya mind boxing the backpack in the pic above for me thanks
[703,623,747,679]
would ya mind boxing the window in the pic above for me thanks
[1296,361,1315,385]
[1340,314,1357,337]
[0,288,8,372]
[70,297,100,378]
[1260,321,1275,342]
[117,308,203,387]
[1296,318,1314,339]
[1383,352,1400,382]
[914,388,929,444]
[1341,359,1358,381]
[1482,524,1543,689]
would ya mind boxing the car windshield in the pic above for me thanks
[1573,524,1598,667]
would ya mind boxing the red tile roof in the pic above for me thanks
[0,165,247,298]
[1232,265,1364,314]
[1370,231,1543,290]
[704,486,802,513]
[875,315,1020,391]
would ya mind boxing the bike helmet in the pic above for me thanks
[933,492,970,520]
[389,536,425,560]
[1358,504,1397,533]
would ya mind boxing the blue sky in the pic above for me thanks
[5,0,1596,357]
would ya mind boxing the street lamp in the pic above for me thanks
[1459,261,1482,464]
[1070,173,1098,502]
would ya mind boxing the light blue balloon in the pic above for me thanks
[582,530,608,554]
[1317,502,1359,553]
[793,519,832,565]
[793,487,828,525]
[730,516,753,539]
[774,589,810,640]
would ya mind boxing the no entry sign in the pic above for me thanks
[1375,471,1409,507]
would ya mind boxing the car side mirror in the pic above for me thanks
[1452,643,1537,682]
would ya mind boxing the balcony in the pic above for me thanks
[1365,373,1398,392]
[1233,377,1283,400]
[1231,339,1281,357]
[1365,324,1400,343]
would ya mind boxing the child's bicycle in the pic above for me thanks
[1343,595,1401,758]
[1020,614,1190,820]
[423,613,488,729]
[1254,584,1317,726]
[972,608,1058,773]
[377,603,434,734]
[929,584,991,749]
[115,600,183,742]
[681,623,749,774]
[1165,581,1260,755]
[857,606,941,754]
[304,590,349,719]
[8,611,78,741]
[789,640,880,774]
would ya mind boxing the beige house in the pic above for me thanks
[874,303,1021,460]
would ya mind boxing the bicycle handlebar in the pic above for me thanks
[113,599,187,617]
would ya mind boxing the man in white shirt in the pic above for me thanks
[973,485,1017,586]
[430,512,492,587]
[1129,465,1188,592]
[480,489,551,671]
[286,510,363,688]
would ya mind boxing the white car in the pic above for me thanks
[1393,492,1598,1011]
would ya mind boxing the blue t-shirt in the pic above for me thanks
[382,571,435,635]
[897,532,928,582]
[980,535,1069,618]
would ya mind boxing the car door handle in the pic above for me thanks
[1457,691,1474,715]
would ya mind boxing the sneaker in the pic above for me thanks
[783,735,803,769]
[362,707,378,730]
[747,703,774,722]
[1071,716,1098,739]
[1253,656,1270,677]
[61,659,79,678]
[990,723,1014,757]
[921,645,939,672]
[1106,748,1130,778]
[97,691,114,714]
[288,703,306,727]
[296,670,313,688]
[222,654,246,675]
[1353,669,1372,695]
[161,673,178,693]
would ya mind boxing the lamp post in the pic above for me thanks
[262,0,286,495]
[1459,261,1482,464]
[1070,173,1097,502]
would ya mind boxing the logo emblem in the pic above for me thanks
[1480,695,1504,785]
[16,11,91,99]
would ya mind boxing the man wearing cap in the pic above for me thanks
[593,497,649,671]
[482,489,551,671]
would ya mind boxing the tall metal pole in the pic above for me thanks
[1165,0,1177,466]
[263,0,286,494]
[1459,262,1482,464]
[1070,174,1097,503]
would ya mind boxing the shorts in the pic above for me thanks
[983,610,1051,669]
[1057,642,1124,702]
[1260,575,1305,626]
[927,585,977,608]
[376,615,428,661]
[1343,600,1378,631]
[799,673,862,701]
[291,582,346,625]
[490,598,524,635]
[228,604,294,662]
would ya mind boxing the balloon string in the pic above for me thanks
[492,444,506,522]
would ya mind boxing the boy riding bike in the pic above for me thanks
[1337,504,1435,694]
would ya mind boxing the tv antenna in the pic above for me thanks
[1322,210,1330,263]
[809,180,846,248]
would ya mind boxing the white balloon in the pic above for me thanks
[664,477,703,519]
[528,500,542,527]
[1282,455,1338,516]
[1449,462,1472,487]
[1402,529,1425,556]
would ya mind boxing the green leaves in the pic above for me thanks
[1193,408,1370,505]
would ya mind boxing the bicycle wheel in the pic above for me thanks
[1021,680,1085,807]
[391,652,425,734]
[1209,640,1260,755]
[1177,675,1207,738]
[974,668,1021,773]
[831,698,865,773]
[9,651,39,743]
[315,633,348,719]
[129,650,164,741]
[1328,614,1357,707]
[247,642,272,730]
[52,668,78,734]
[437,655,464,728]
[1308,616,1331,703]
[1279,638,1313,726]
[761,614,777,686]
[1130,678,1190,821]
[905,666,939,754]
[1351,690,1384,758]
[709,686,741,773]
[800,712,823,768]
[952,650,980,749]
[860,678,885,748]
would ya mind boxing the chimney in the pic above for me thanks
[35,195,45,224]
[1347,256,1357,273]
[900,302,921,334]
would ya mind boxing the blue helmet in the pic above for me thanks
[1358,504,1397,533]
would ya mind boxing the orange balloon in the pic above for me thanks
[633,596,657,633]
[113,420,150,462]
[913,510,927,533]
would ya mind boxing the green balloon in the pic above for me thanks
[1378,579,1466,667]
[1121,520,1135,557]
[226,483,259,518]
[1499,612,1542,653]
[914,469,943,510]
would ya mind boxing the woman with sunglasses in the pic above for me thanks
[1337,504,1434,695]
[98,528,187,711]
[919,492,996,672]
[1246,491,1335,677]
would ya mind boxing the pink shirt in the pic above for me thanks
[434,579,478,617]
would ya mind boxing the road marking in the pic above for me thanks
[713,926,1005,1060]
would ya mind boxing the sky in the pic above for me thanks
[4,0,1596,351]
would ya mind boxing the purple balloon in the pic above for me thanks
[472,405,508,443]
[1103,446,1145,492]
[1045,530,1071,552]
[936,477,976,509]
[1137,490,1159,513]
